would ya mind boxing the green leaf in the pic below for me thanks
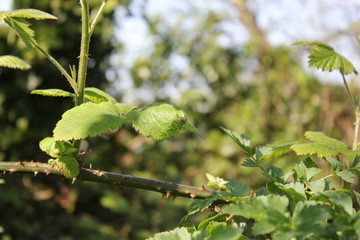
[181,192,219,223]
[293,157,321,181]
[39,137,76,158]
[350,155,360,169]
[181,122,200,135]
[280,182,307,200]
[126,103,192,141]
[207,224,244,240]
[324,157,343,172]
[84,87,116,103]
[255,145,274,161]
[0,9,57,22]
[51,155,79,178]
[320,190,353,216]
[53,102,134,140]
[336,170,356,184]
[291,201,331,236]
[220,127,253,155]
[291,131,349,158]
[241,158,259,167]
[4,17,36,49]
[262,140,296,159]
[147,227,192,240]
[0,55,30,70]
[31,89,74,97]
[225,180,250,198]
[294,41,357,75]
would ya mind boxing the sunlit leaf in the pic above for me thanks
[4,17,36,48]
[147,227,192,240]
[53,155,79,178]
[84,87,116,103]
[31,89,74,97]
[126,103,192,141]
[53,102,134,140]
[0,9,57,22]
[0,55,30,70]
[295,41,357,75]
[220,127,252,155]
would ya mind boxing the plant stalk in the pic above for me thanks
[0,161,217,201]
[89,0,108,37]
[76,0,91,106]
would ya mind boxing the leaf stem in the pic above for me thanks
[89,0,108,37]
[341,73,356,110]
[0,161,215,200]
[35,45,78,92]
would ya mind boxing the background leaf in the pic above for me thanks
[0,55,31,70]
[53,102,134,140]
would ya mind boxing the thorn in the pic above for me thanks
[8,169,17,174]
[34,171,39,176]
[89,163,92,169]
[156,187,161,191]
[166,191,171,199]
[165,176,169,182]
[3,171,6,174]
[225,214,234,221]
[45,170,50,176]
[17,161,24,166]
[250,190,256,197]
[200,185,207,191]
[72,178,77,184]
[31,160,34,163]
[190,193,196,199]
[172,194,177,201]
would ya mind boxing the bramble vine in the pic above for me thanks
[1,1,360,240]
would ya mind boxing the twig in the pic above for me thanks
[0,161,215,200]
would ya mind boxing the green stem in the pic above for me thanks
[89,0,108,37]
[35,45,78,92]
[76,0,91,106]
[341,73,356,110]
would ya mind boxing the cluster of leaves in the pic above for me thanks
[148,43,360,239]
[0,8,198,179]
[149,128,360,240]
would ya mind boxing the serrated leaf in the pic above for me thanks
[262,140,296,159]
[53,102,134,140]
[295,41,357,75]
[4,17,36,48]
[280,182,307,200]
[0,9,57,22]
[324,157,343,172]
[241,158,259,167]
[320,190,353,216]
[350,155,360,169]
[0,55,30,70]
[147,227,192,240]
[52,155,79,178]
[31,89,74,97]
[207,224,244,240]
[336,170,356,184]
[84,87,116,103]
[126,103,190,141]
[220,127,253,155]
[294,157,321,181]
[225,180,250,198]
[291,131,349,158]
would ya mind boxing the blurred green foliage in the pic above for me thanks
[0,0,358,239]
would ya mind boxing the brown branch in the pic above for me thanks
[0,161,216,201]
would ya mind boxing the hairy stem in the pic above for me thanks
[35,45,78,92]
[89,0,108,37]
[76,0,90,105]
[0,161,215,200]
